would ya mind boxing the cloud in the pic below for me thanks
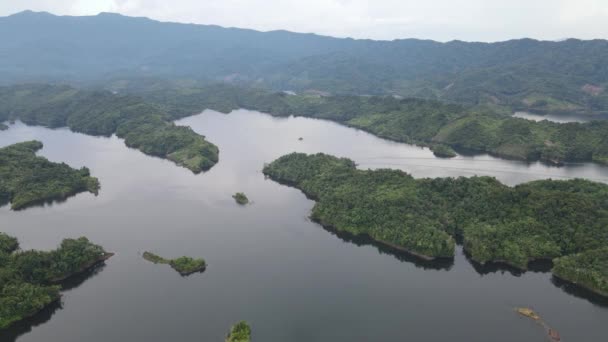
[0,0,607,42]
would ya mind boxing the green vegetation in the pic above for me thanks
[553,248,608,297]
[142,251,206,276]
[0,84,218,173]
[138,84,608,165]
[430,144,457,158]
[226,321,251,342]
[4,12,608,116]
[263,153,608,294]
[0,141,99,210]
[0,234,111,329]
[232,192,249,205]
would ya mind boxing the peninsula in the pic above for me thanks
[0,234,111,329]
[0,141,100,210]
[263,152,608,296]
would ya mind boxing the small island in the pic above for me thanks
[226,321,251,342]
[430,144,457,158]
[0,234,111,329]
[232,192,249,205]
[263,152,608,295]
[515,308,561,342]
[0,141,100,210]
[142,251,206,276]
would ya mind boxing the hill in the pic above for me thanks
[1,11,607,115]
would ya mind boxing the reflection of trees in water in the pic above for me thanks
[320,215,608,307]
[551,276,608,308]
[0,301,62,342]
[316,220,454,271]
[0,263,107,342]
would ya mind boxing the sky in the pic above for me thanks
[1,0,607,42]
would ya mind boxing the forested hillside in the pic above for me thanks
[136,84,608,165]
[1,11,607,115]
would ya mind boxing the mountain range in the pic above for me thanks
[1,10,607,115]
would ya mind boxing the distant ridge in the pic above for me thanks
[1,10,607,115]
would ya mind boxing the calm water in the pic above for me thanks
[1,110,607,342]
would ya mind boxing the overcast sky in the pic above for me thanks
[1,0,607,42]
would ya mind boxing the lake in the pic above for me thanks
[1,109,607,342]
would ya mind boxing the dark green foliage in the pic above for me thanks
[0,84,218,173]
[0,235,109,329]
[263,153,608,271]
[2,12,608,116]
[226,321,252,342]
[232,192,249,205]
[140,84,608,165]
[0,233,18,255]
[553,248,608,297]
[0,141,100,210]
[142,251,206,276]
[430,144,457,158]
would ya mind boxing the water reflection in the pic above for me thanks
[551,276,608,308]
[318,221,454,271]
[0,302,63,342]
[1,111,607,342]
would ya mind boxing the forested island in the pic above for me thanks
[0,141,100,210]
[232,192,249,205]
[142,251,206,276]
[136,84,608,165]
[226,321,251,342]
[263,152,608,296]
[0,234,111,329]
[0,84,219,173]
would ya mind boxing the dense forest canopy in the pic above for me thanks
[1,11,607,116]
[263,153,608,295]
[132,83,608,165]
[0,234,110,329]
[0,141,99,210]
[0,84,219,173]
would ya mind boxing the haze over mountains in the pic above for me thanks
[2,10,608,114]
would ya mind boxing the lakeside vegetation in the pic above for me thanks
[0,141,100,210]
[553,248,608,297]
[232,192,249,205]
[4,12,608,117]
[0,234,111,329]
[0,84,219,173]
[430,144,457,158]
[142,251,206,276]
[226,321,251,342]
[137,84,608,165]
[263,152,608,295]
